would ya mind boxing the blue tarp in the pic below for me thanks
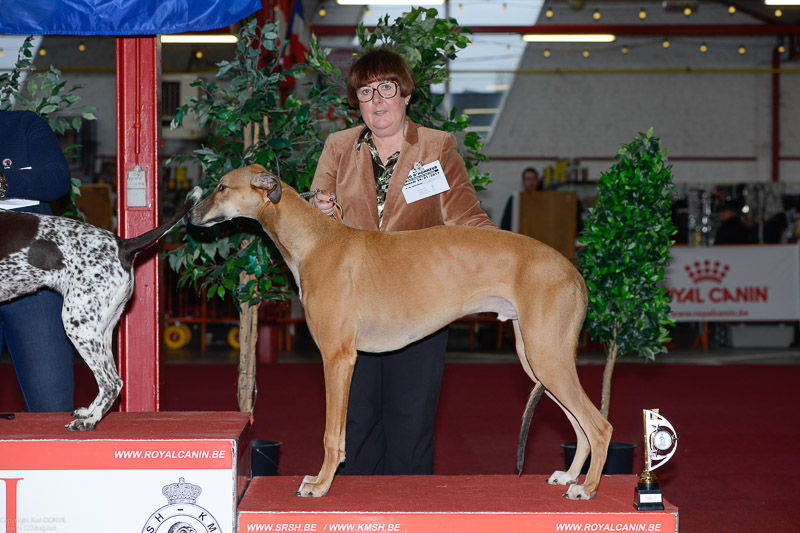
[0,0,262,36]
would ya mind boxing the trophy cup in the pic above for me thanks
[634,409,678,511]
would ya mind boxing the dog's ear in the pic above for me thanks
[251,172,282,204]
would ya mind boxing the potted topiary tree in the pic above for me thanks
[569,128,677,473]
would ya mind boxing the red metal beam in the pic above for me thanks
[313,24,800,37]
[772,48,781,182]
[116,37,162,413]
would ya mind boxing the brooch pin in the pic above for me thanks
[2,158,11,169]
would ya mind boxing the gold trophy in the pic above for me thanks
[635,409,678,511]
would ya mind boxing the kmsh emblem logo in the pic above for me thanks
[142,478,221,533]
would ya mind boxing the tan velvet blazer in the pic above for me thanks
[310,120,495,232]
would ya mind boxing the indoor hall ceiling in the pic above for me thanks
[301,1,800,32]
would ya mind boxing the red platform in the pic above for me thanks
[0,411,251,533]
[239,475,678,532]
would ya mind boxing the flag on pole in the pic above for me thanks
[279,0,312,87]
[285,0,311,69]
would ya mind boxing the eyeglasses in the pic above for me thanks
[356,81,398,102]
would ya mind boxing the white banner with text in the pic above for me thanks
[664,244,800,322]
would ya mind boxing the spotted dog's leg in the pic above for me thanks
[62,285,128,431]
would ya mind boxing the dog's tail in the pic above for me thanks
[516,381,545,476]
[117,186,203,266]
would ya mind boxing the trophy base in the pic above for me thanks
[634,481,665,511]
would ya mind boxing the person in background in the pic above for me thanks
[500,167,540,231]
[0,109,75,412]
[714,201,753,245]
[309,48,495,476]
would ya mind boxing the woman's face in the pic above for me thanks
[357,80,410,139]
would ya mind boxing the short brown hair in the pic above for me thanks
[347,48,417,108]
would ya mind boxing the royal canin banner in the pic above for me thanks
[664,244,800,322]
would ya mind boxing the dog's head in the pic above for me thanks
[190,165,282,227]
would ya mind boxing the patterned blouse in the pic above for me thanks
[357,126,401,229]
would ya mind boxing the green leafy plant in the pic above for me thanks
[575,128,677,420]
[167,19,334,306]
[306,6,491,191]
[0,35,98,219]
[167,19,345,413]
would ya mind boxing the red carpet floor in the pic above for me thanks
[2,361,797,532]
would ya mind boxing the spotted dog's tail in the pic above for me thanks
[117,187,203,267]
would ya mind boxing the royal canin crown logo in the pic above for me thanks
[684,260,730,283]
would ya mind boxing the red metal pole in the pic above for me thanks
[772,47,781,183]
[115,36,162,412]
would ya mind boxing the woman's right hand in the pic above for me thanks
[310,191,337,217]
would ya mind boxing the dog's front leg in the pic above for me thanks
[297,348,357,497]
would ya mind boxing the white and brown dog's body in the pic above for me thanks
[0,189,200,430]
[190,165,612,500]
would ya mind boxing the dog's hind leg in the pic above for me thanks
[61,292,125,431]
[514,288,612,500]
[297,339,357,497]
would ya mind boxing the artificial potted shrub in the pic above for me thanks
[569,128,677,473]
[167,19,329,413]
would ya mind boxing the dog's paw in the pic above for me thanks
[66,418,98,431]
[548,470,578,486]
[295,475,329,498]
[71,407,91,420]
[563,484,595,500]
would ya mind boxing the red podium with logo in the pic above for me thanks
[0,412,250,532]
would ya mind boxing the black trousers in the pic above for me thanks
[338,327,448,475]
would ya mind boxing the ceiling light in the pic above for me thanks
[522,34,616,43]
[463,108,499,115]
[775,9,783,17]
[765,1,800,5]
[544,48,551,58]
[593,9,601,21]
[700,43,708,52]
[683,7,692,16]
[738,45,746,55]
[778,44,786,53]
[582,49,590,58]
[545,6,554,18]
[639,8,647,20]
[161,35,238,44]
[319,7,327,16]
[78,42,86,52]
[336,0,444,4]
[621,45,629,54]
[39,48,46,56]
[662,39,670,48]
[728,5,736,14]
